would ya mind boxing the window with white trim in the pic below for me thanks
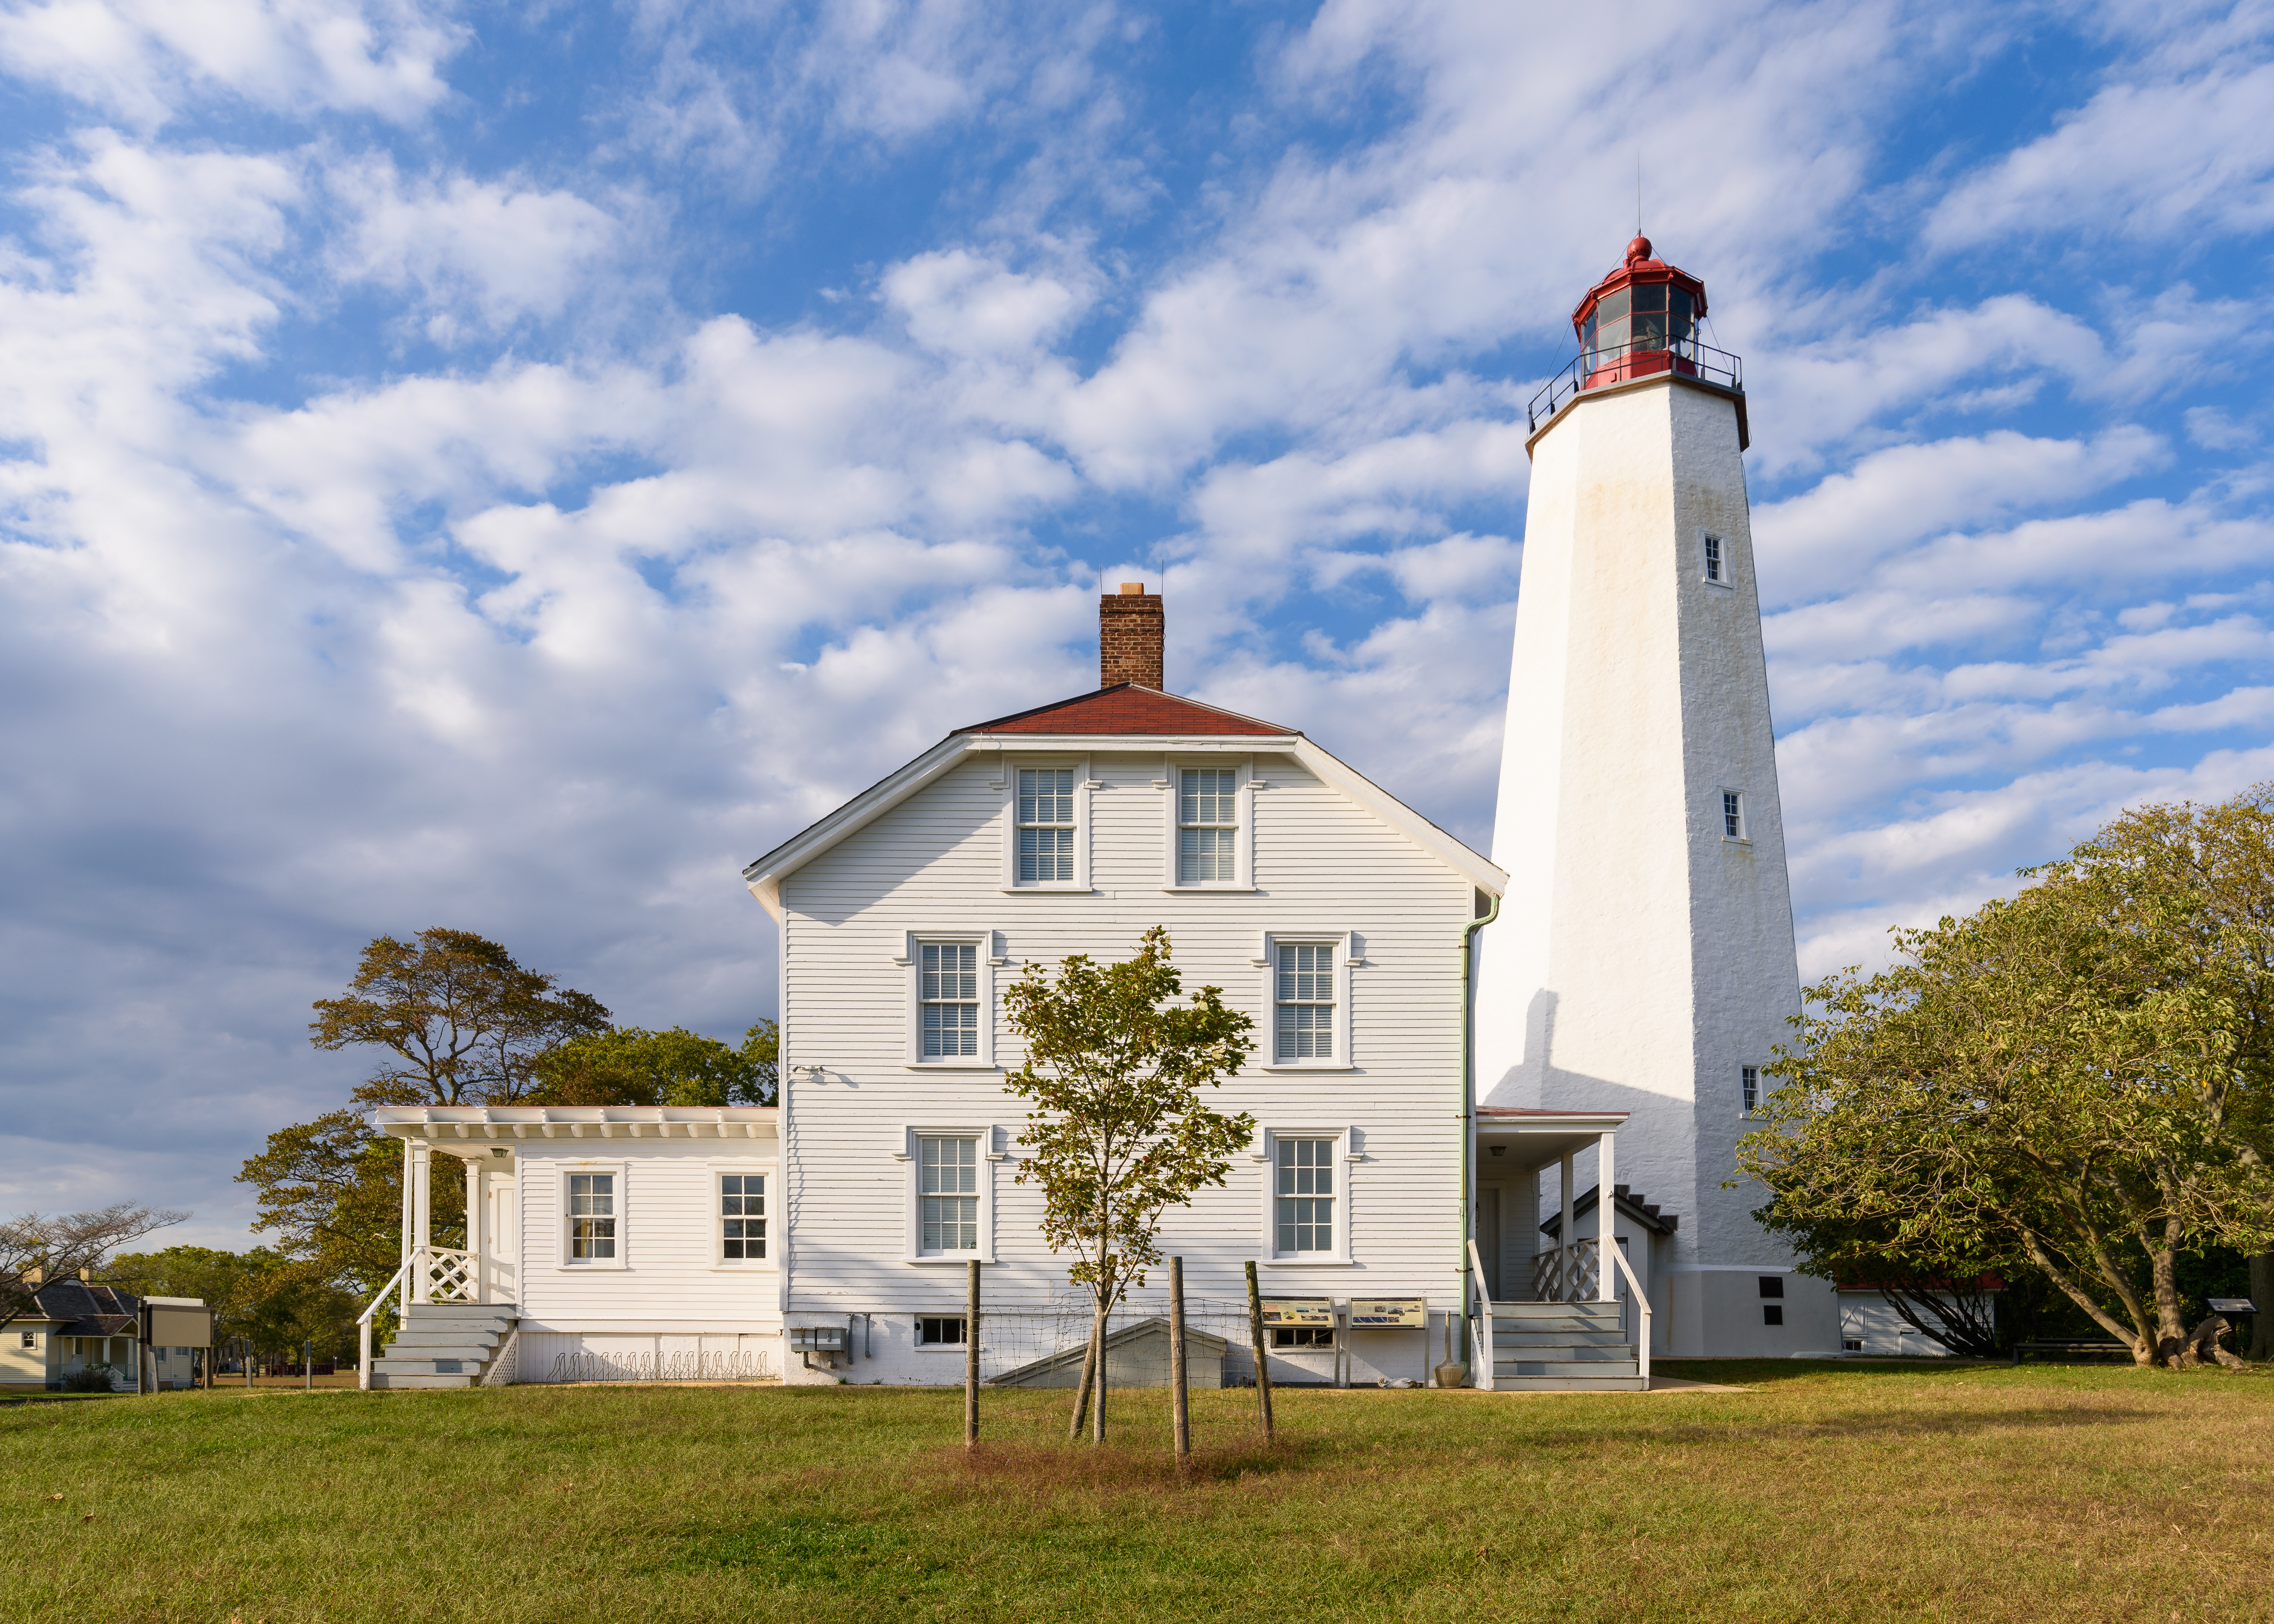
[919,1135,980,1253]
[720,1173,765,1260]
[1178,768,1239,883]
[1016,769,1075,884]
[1702,531,1728,585]
[1276,943,1335,1061]
[567,1173,615,1262]
[1741,1064,1760,1113]
[1275,1137,1336,1254]
[920,942,980,1058]
[1721,789,1747,842]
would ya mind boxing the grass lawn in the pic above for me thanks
[5,1360,2269,1623]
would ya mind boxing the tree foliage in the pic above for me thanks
[107,1245,358,1364]
[310,928,611,1106]
[1001,927,1255,1440]
[236,1108,455,1302]
[528,1021,779,1106]
[1740,786,2274,1367]
[0,1203,187,1332]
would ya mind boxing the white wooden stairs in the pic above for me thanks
[1488,1300,1645,1391]
[370,1303,518,1389]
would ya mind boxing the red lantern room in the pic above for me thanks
[1528,236,1745,448]
[1576,235,1706,387]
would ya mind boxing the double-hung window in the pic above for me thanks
[919,1135,980,1254]
[1276,943,1335,1061]
[1702,531,1729,585]
[1178,768,1239,884]
[1016,769,1075,883]
[1721,790,1747,842]
[567,1173,615,1262]
[1275,1138,1335,1255]
[720,1173,765,1260]
[920,942,980,1058]
[1741,1064,1760,1113]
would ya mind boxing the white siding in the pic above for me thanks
[777,746,1477,1384]
[513,1139,781,1336]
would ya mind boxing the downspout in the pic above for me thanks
[1459,887,1502,1383]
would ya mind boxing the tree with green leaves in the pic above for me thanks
[1741,786,2274,1368]
[236,1109,439,1304]
[310,928,611,1106]
[1001,927,1255,1443]
[528,1021,779,1106]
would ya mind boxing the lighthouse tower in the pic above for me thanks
[1474,238,1822,1357]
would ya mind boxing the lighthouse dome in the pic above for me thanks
[1571,238,1709,389]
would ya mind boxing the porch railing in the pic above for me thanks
[1604,1242,1653,1388]
[358,1262,409,1392]
[1466,1238,1495,1392]
[1531,1238,1599,1303]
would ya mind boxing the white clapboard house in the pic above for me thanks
[364,239,1834,1391]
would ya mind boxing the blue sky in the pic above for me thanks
[3,0,2272,1246]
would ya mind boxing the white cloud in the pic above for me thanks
[0,0,462,127]
[1925,59,2274,249]
[329,156,627,340]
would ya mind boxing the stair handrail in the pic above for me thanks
[1465,1237,1495,1392]
[1603,1241,1653,1388]
[357,1262,410,1392]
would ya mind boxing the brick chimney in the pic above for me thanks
[1099,582,1163,689]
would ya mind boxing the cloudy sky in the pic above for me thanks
[4,0,2271,1246]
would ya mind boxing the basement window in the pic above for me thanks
[1271,1326,1335,1348]
[916,1316,966,1347]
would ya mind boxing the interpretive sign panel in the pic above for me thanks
[1347,1298,1426,1329]
[1260,1297,1336,1328]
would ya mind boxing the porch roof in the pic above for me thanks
[1474,1106,1628,1168]
[371,1106,776,1150]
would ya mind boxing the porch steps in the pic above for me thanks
[371,1304,518,1390]
[1488,1301,1644,1392]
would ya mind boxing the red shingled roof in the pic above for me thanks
[960,684,1295,737]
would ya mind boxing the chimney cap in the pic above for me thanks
[1118,581,1145,595]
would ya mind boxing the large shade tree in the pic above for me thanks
[1002,927,1255,1443]
[1742,786,2274,1367]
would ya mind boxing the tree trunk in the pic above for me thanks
[1088,1299,1110,1443]
[1067,1317,1098,1441]
[2180,1313,2246,1370]
[2252,1253,2274,1362]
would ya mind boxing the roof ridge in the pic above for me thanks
[956,684,1299,738]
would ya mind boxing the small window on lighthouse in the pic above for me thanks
[1721,790,1747,842]
[1701,532,1729,586]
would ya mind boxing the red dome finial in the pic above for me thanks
[1626,235,1652,264]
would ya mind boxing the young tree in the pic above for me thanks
[310,928,611,1106]
[1001,927,1255,1443]
[0,1204,187,1333]
[528,1021,779,1106]
[1742,788,2274,1368]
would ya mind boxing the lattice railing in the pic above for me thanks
[1530,1239,1599,1302]
[421,1246,476,1303]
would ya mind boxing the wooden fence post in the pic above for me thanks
[1245,1259,1274,1443]
[1169,1256,1191,1467]
[964,1260,981,1449]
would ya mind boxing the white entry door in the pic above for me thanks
[485,1177,518,1304]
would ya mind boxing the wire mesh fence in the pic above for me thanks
[966,1293,1265,1387]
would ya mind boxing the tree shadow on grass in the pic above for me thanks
[931,1434,1326,1493]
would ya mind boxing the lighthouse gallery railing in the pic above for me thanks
[1527,336,1743,434]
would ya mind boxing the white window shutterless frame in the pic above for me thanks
[707,1162,776,1269]
[895,1126,1002,1263]
[1255,1127,1356,1265]
[556,1162,629,1269]
[1254,931,1355,1070]
[899,932,999,1068]
[1161,757,1254,890]
[1701,530,1733,588]
[1000,756,1092,891]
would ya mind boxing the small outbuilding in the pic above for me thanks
[988,1318,1228,1389]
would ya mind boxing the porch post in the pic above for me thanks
[466,1157,485,1304]
[399,1136,414,1317]
[1597,1130,1617,1304]
[411,1140,433,1305]
[1558,1151,1576,1302]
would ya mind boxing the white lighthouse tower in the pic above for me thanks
[1474,237,1826,1358]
